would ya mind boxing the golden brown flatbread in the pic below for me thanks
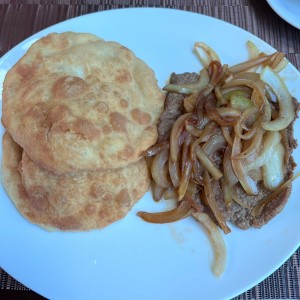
[2,32,164,175]
[2,132,150,231]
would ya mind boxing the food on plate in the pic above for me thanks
[138,41,299,276]
[2,132,150,231]
[1,32,161,231]
[2,32,164,175]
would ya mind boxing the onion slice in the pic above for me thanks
[203,171,231,234]
[233,127,263,160]
[142,141,169,157]
[262,142,285,190]
[137,200,192,224]
[231,134,258,195]
[251,173,300,218]
[245,131,281,171]
[170,113,192,162]
[164,188,177,200]
[178,158,192,200]
[222,78,265,110]
[223,146,238,187]
[229,52,276,73]
[192,212,227,277]
[151,149,172,188]
[163,69,210,95]
[260,66,295,131]
[205,95,237,127]
[194,42,221,68]
[246,41,260,72]
[221,126,233,147]
[152,183,165,202]
[195,146,223,180]
[169,158,181,188]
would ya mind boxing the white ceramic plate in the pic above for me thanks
[0,8,299,300]
[267,0,300,29]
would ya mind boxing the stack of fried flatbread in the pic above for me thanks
[2,32,164,231]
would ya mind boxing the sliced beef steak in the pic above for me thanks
[228,99,299,229]
[158,72,198,141]
[158,71,299,230]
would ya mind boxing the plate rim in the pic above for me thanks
[0,7,300,300]
[266,0,300,29]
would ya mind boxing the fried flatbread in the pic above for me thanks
[2,132,150,231]
[2,32,164,174]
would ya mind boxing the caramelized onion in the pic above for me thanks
[202,134,226,155]
[142,40,296,279]
[231,134,258,195]
[221,126,233,147]
[195,145,223,180]
[181,132,192,172]
[152,183,165,202]
[151,149,172,188]
[163,69,210,95]
[203,171,231,234]
[170,113,192,162]
[270,52,287,72]
[208,60,224,86]
[184,94,197,112]
[222,78,265,110]
[192,212,227,277]
[231,186,252,209]
[216,107,241,119]
[260,66,295,131]
[262,142,285,190]
[223,145,238,187]
[164,188,177,200]
[178,158,192,200]
[251,173,300,218]
[263,93,272,122]
[184,182,202,211]
[222,87,252,101]
[245,131,281,171]
[229,94,254,112]
[234,106,259,140]
[195,121,218,143]
[229,52,276,73]
[185,123,203,137]
[233,128,263,159]
[137,200,192,223]
[214,85,227,106]
[246,40,260,72]
[273,57,288,73]
[248,168,263,181]
[142,141,169,157]
[233,72,260,82]
[205,94,237,126]
[220,178,233,207]
[169,158,181,188]
[190,151,203,184]
[195,42,221,69]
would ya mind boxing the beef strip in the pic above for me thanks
[158,72,199,141]
[158,71,299,230]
